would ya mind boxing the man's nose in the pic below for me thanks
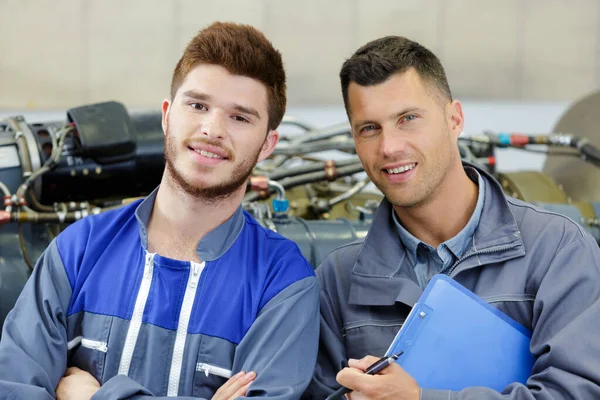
[380,128,408,158]
[201,112,226,140]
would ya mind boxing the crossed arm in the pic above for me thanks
[0,240,320,400]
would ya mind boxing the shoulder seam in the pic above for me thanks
[337,239,365,249]
[51,239,74,291]
[244,214,289,242]
[259,276,317,313]
[329,239,365,253]
[505,197,587,237]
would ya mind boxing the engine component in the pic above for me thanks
[67,101,136,163]
[497,171,569,203]
[251,214,371,270]
[497,171,600,243]
[544,90,600,202]
[0,110,165,205]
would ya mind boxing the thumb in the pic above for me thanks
[64,367,83,376]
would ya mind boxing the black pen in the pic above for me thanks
[325,350,405,400]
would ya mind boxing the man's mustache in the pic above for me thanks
[183,138,233,160]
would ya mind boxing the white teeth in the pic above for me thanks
[386,163,416,174]
[195,149,222,159]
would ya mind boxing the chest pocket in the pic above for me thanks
[343,320,404,360]
[67,315,113,383]
[192,337,236,398]
[192,359,233,398]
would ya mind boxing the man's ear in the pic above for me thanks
[257,130,279,162]
[161,99,171,136]
[448,100,464,140]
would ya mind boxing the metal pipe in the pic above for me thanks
[0,181,11,213]
[328,176,371,206]
[267,180,285,200]
[0,181,10,198]
[266,158,359,181]
[280,116,317,132]
[27,189,54,212]
[16,126,72,198]
[6,118,33,178]
[272,138,356,155]
[291,122,351,144]
[244,162,364,202]
[11,208,102,224]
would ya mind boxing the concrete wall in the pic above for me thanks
[1,0,599,110]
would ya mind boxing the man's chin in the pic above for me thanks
[166,156,255,201]
[387,191,430,209]
[182,177,247,200]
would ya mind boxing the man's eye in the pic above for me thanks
[403,114,417,122]
[233,115,249,123]
[361,125,376,133]
[190,103,207,111]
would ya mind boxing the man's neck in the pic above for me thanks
[393,163,479,248]
[146,175,244,260]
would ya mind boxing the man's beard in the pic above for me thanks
[164,131,261,202]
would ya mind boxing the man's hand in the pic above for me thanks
[212,371,256,400]
[336,356,420,400]
[56,367,100,400]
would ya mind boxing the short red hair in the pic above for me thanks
[171,22,286,131]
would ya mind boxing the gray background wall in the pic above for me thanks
[1,0,599,111]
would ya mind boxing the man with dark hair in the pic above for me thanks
[0,22,319,400]
[306,35,600,399]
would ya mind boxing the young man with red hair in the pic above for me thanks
[0,22,319,400]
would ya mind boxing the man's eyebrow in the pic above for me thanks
[182,90,210,101]
[232,104,261,120]
[391,107,425,119]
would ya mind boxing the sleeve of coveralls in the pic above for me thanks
[233,275,319,400]
[420,234,600,400]
[302,254,349,400]
[0,240,72,400]
[93,251,320,400]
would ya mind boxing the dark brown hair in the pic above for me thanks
[171,22,286,131]
[340,36,452,115]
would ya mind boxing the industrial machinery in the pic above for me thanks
[1,93,600,331]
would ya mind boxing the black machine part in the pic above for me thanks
[0,104,166,204]
[67,101,136,164]
[40,110,165,204]
[0,107,165,205]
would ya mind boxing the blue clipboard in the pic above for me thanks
[385,274,535,392]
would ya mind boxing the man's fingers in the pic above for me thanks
[337,361,403,394]
[236,371,255,387]
[372,360,402,375]
[218,371,245,391]
[336,367,372,391]
[346,391,369,400]
[214,371,256,399]
[229,382,252,400]
[347,356,382,372]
